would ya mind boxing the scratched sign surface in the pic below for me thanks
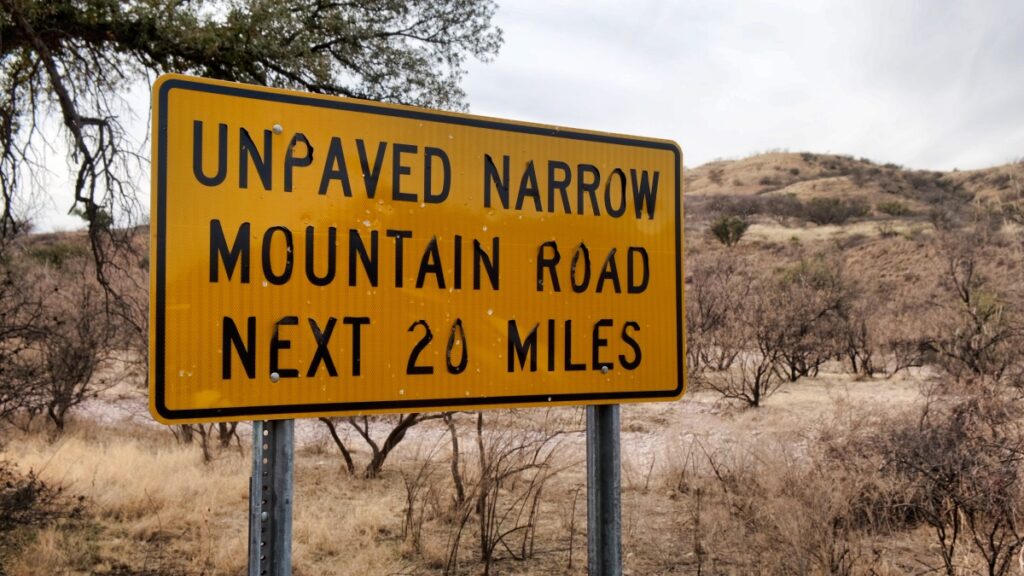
[150,74,685,424]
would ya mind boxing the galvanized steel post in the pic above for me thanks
[586,404,622,575]
[249,419,295,576]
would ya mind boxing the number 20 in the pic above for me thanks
[407,319,468,375]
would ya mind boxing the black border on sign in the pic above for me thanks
[153,76,684,421]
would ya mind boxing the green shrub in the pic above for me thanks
[877,222,898,238]
[707,195,769,218]
[802,197,869,225]
[877,200,911,217]
[710,216,750,247]
[761,195,804,220]
[26,242,88,268]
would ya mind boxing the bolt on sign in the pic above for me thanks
[150,74,686,424]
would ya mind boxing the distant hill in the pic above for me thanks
[13,151,1023,315]
[686,151,1023,200]
[684,151,1023,240]
[681,152,1023,347]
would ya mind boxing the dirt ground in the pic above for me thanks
[1,368,932,576]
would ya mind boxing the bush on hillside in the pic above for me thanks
[931,236,1023,383]
[802,197,870,225]
[685,257,749,379]
[881,388,1024,575]
[710,216,750,247]
[877,200,911,217]
[0,460,82,536]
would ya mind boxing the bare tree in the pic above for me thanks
[0,1,505,387]
[884,387,1024,576]
[772,258,855,382]
[473,411,567,575]
[0,257,47,424]
[319,417,356,475]
[400,438,445,553]
[932,236,1022,382]
[685,255,749,379]
[706,289,784,408]
[319,413,445,479]
[0,0,503,268]
[31,261,111,431]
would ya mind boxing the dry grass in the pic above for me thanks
[4,151,1023,575]
[0,374,935,575]
[4,425,249,574]
[6,369,1023,575]
[5,527,97,575]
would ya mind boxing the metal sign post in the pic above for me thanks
[249,419,295,576]
[587,404,622,576]
[148,72,685,576]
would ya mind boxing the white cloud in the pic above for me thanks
[464,0,1024,170]
[26,1,1024,231]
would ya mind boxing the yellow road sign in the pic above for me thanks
[150,74,685,424]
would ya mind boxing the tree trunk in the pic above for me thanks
[319,417,355,475]
[444,413,466,507]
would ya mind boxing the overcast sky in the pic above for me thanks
[462,0,1024,171]
[35,0,1024,231]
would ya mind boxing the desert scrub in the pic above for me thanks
[802,197,869,225]
[709,216,750,247]
[877,200,911,217]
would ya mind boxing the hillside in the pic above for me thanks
[2,152,1023,575]
[683,152,1023,311]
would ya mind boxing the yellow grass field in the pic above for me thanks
[3,369,935,575]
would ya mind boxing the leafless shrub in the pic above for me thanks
[0,261,47,424]
[215,422,239,449]
[772,257,856,382]
[876,221,898,237]
[664,437,868,575]
[802,197,870,225]
[401,438,445,554]
[879,334,929,378]
[474,411,566,574]
[30,262,113,432]
[761,194,805,223]
[321,413,445,478]
[685,256,749,380]
[706,194,764,218]
[818,383,1024,576]
[707,348,781,408]
[561,486,583,571]
[836,298,931,379]
[0,244,120,433]
[435,410,573,575]
[932,233,1022,383]
[699,257,856,406]
[886,385,1024,575]
[658,385,1024,576]
[835,301,875,376]
[0,459,83,538]
[174,423,215,462]
[169,421,241,463]
[444,412,467,507]
[318,417,356,475]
